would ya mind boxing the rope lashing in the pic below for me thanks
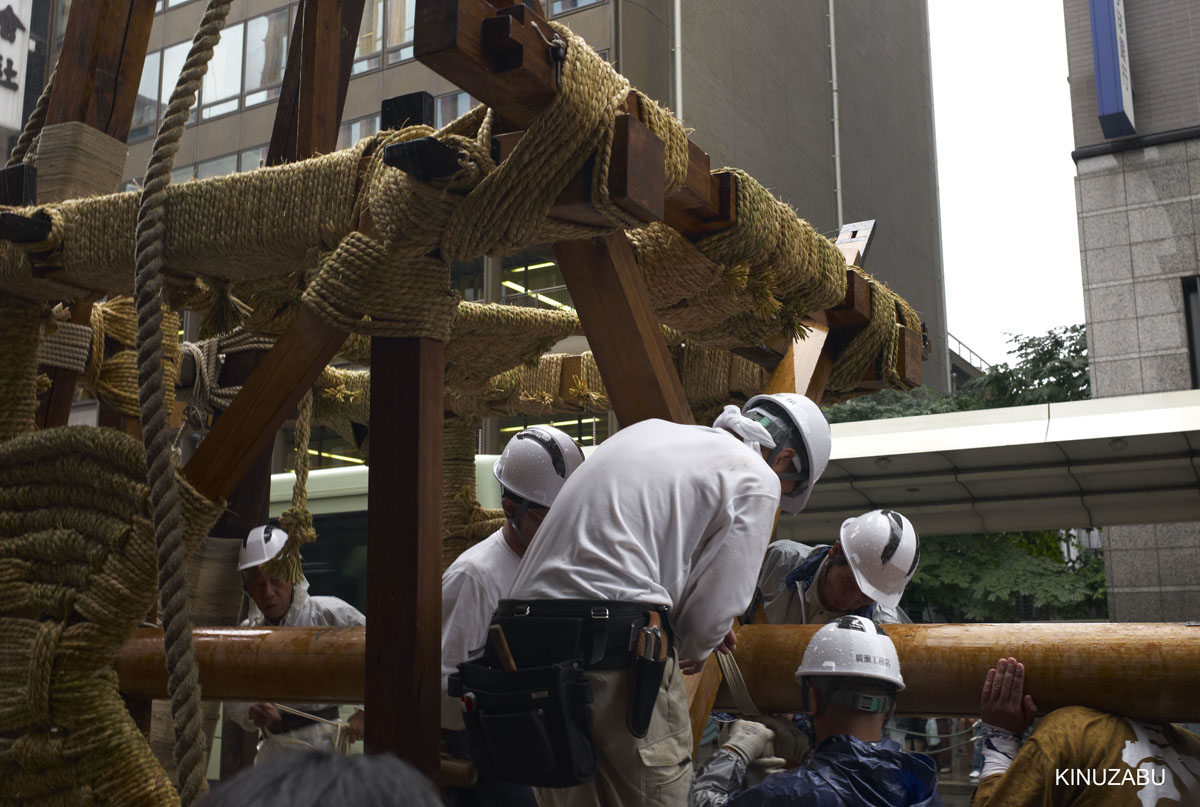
[37,319,91,374]
[0,426,223,807]
[134,0,234,802]
[0,299,48,441]
[264,389,318,585]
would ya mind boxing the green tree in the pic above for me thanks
[822,324,1105,622]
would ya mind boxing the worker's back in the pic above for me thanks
[508,418,780,661]
[728,735,940,807]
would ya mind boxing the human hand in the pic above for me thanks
[758,715,811,765]
[247,702,281,730]
[722,719,775,764]
[716,628,737,655]
[745,756,788,787]
[980,657,1037,736]
[680,658,703,675]
[347,709,365,743]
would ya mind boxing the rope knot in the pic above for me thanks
[28,621,63,726]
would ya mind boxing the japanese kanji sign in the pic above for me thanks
[0,0,31,131]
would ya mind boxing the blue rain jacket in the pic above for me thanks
[727,735,941,807]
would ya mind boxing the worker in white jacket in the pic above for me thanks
[441,424,584,807]
[224,522,366,764]
[488,393,831,807]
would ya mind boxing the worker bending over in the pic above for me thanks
[754,508,920,627]
[224,521,365,762]
[452,393,830,806]
[689,615,941,806]
[441,425,584,806]
[971,657,1200,806]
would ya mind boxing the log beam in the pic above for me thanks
[114,623,1200,723]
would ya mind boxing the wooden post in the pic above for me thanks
[363,337,444,780]
[215,0,365,779]
[33,0,157,428]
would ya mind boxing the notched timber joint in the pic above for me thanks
[0,210,54,246]
[383,137,467,182]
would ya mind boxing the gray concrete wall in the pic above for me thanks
[1065,0,1200,622]
[679,0,949,391]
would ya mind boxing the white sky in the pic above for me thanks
[927,0,1086,367]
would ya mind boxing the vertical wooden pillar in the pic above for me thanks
[33,0,158,427]
[364,337,444,781]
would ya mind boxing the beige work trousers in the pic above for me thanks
[535,655,692,807]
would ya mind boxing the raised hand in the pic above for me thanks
[980,657,1038,736]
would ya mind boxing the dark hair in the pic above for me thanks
[826,542,849,567]
[199,751,441,807]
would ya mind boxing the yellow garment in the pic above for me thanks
[972,707,1200,807]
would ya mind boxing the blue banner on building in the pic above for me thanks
[1088,0,1135,138]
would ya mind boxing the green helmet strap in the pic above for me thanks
[829,688,893,714]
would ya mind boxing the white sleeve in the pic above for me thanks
[331,600,366,627]
[674,492,778,661]
[441,566,494,728]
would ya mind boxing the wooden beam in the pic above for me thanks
[416,0,733,237]
[33,0,157,428]
[554,232,693,425]
[44,0,157,141]
[364,336,443,782]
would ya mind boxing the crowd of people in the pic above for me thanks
[210,394,1199,807]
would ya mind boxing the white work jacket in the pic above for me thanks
[756,540,904,625]
[509,419,781,661]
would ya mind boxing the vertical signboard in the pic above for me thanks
[0,0,30,131]
[1088,0,1135,138]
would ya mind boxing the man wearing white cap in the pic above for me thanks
[224,520,366,762]
[440,424,585,807]
[689,615,940,806]
[754,509,921,627]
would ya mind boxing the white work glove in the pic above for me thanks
[758,715,812,765]
[721,719,775,764]
[745,756,788,787]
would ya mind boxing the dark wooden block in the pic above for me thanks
[382,91,435,130]
[383,137,465,182]
[0,163,36,206]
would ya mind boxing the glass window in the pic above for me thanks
[451,258,485,302]
[498,413,607,449]
[196,153,238,179]
[386,0,415,64]
[167,0,194,7]
[245,8,290,108]
[171,165,195,184]
[435,91,474,128]
[121,179,141,193]
[551,0,604,15]
[501,246,572,311]
[336,114,380,150]
[201,22,244,119]
[239,145,266,172]
[161,41,197,126]
[353,0,385,74]
[129,51,160,141]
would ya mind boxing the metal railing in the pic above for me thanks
[946,332,991,371]
[501,283,574,312]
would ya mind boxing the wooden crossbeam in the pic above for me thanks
[33,0,157,429]
[555,232,693,425]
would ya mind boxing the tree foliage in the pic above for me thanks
[822,325,1105,622]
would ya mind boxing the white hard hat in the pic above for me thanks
[794,614,904,691]
[840,509,919,609]
[239,522,289,572]
[741,392,831,514]
[493,424,585,508]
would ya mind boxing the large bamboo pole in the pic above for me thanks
[116,623,1200,722]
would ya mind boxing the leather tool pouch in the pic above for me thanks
[627,611,668,738]
[449,657,595,788]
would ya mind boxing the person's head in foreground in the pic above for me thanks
[199,750,441,807]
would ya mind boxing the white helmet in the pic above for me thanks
[840,510,919,609]
[493,424,585,508]
[794,614,904,692]
[239,521,289,571]
[741,392,831,514]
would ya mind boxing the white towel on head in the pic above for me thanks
[711,405,776,456]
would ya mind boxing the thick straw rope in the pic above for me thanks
[6,67,55,167]
[265,389,318,584]
[133,0,233,802]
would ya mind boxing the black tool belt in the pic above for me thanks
[274,705,338,736]
[489,599,675,671]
